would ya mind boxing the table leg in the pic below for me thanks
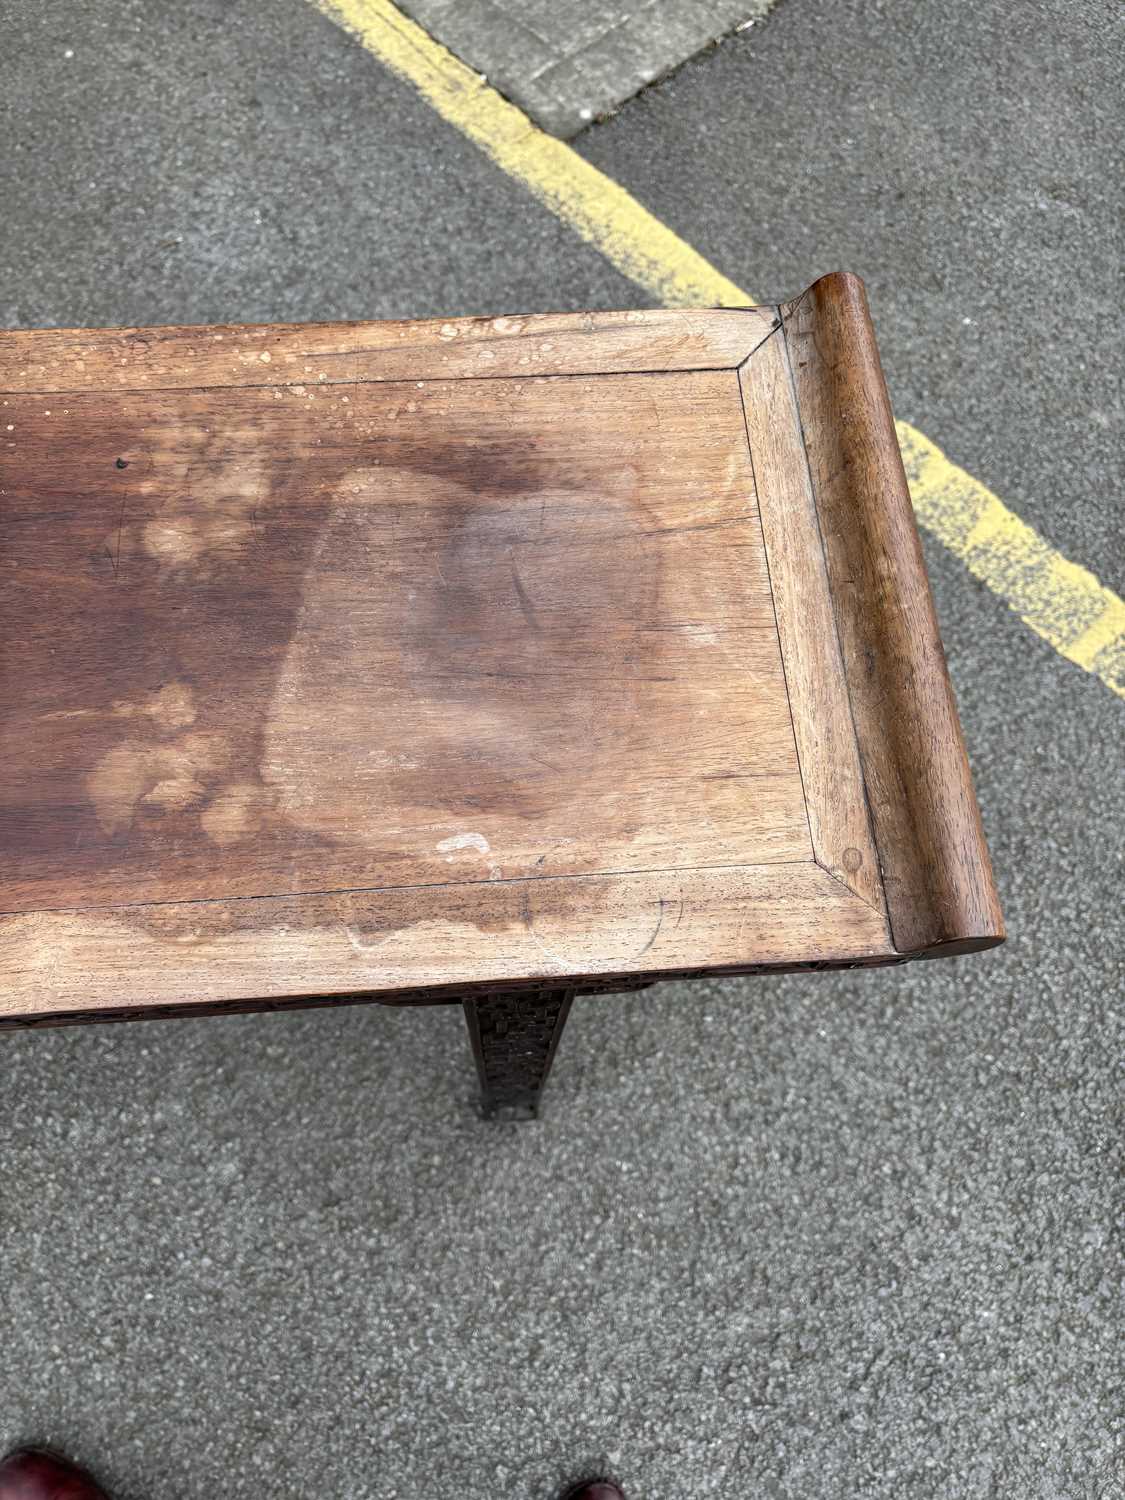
[462,988,575,1120]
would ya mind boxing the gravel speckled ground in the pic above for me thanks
[1,1,1122,1497]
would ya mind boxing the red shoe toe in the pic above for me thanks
[0,1449,110,1500]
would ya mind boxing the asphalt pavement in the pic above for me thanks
[2,2,1122,1498]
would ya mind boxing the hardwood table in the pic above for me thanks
[0,273,1003,1118]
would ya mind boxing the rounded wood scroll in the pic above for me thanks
[779,271,1004,957]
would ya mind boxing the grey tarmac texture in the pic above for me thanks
[1,2,1122,1498]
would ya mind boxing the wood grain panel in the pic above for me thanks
[0,307,777,394]
[781,272,1004,956]
[1,367,807,915]
[739,332,885,912]
[0,863,892,1019]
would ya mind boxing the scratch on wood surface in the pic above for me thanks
[341,920,390,957]
[40,682,197,731]
[635,897,667,957]
[509,554,541,630]
[114,493,126,578]
[520,887,569,970]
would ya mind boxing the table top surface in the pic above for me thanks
[0,274,1003,1024]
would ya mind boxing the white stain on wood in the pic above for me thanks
[436,832,490,855]
[87,731,231,833]
[40,681,196,730]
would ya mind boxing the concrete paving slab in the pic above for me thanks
[396,0,777,136]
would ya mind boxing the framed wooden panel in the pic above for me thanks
[0,278,1001,1026]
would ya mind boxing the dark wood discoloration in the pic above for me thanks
[1,372,802,916]
[779,272,1004,956]
[1,294,1001,1049]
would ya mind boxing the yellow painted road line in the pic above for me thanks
[311,0,1125,701]
[899,426,1125,691]
[313,0,750,308]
